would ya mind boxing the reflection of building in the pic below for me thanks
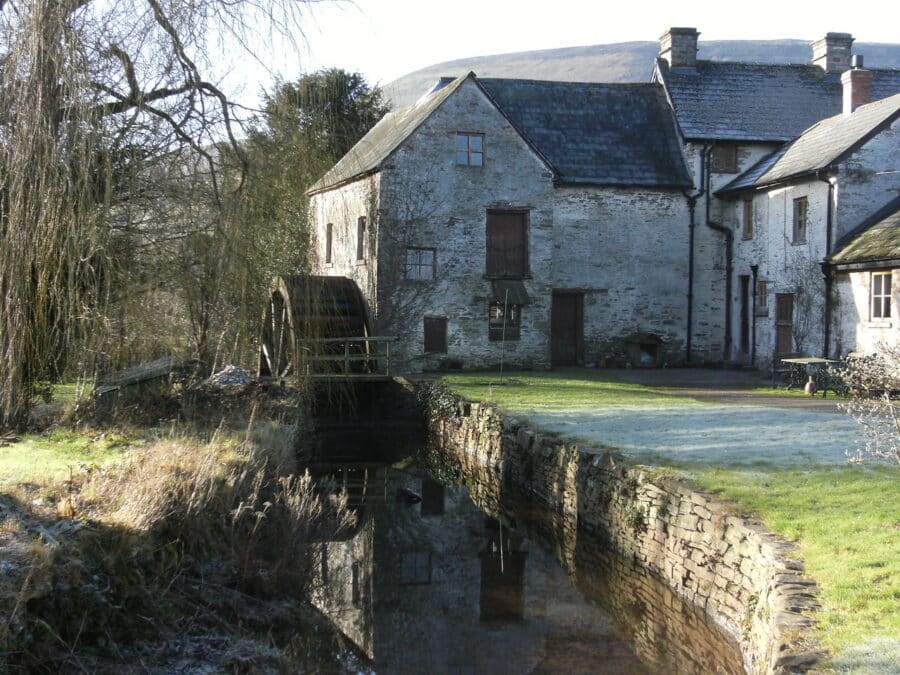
[310,468,650,673]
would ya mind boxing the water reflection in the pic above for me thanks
[308,454,745,674]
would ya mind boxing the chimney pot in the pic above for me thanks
[852,54,864,69]
[660,27,700,69]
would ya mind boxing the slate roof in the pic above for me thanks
[310,74,692,193]
[309,74,470,193]
[718,93,900,194]
[657,60,900,142]
[829,197,900,269]
[478,79,691,188]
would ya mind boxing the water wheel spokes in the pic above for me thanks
[262,295,293,378]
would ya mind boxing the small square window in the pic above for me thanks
[792,197,808,244]
[405,247,436,280]
[742,200,753,240]
[456,133,484,166]
[489,302,521,341]
[712,144,738,173]
[872,271,892,319]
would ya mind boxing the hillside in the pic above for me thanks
[383,39,900,109]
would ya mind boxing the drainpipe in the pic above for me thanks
[681,147,708,364]
[817,172,835,357]
[750,264,759,366]
[702,145,734,362]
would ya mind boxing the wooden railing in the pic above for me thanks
[299,336,396,380]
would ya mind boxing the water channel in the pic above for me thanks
[308,412,747,674]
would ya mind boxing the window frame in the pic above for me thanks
[792,197,808,244]
[405,246,436,281]
[356,216,367,261]
[741,199,754,240]
[455,132,484,167]
[871,271,892,320]
[488,302,521,341]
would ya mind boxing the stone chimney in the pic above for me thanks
[842,55,873,115]
[811,32,854,73]
[660,27,700,69]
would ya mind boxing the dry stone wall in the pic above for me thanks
[428,397,825,674]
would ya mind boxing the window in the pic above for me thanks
[405,247,436,280]
[711,144,738,173]
[756,280,769,316]
[423,316,448,353]
[489,302,521,341]
[486,210,527,277]
[742,200,754,240]
[872,271,892,319]
[400,552,432,585]
[356,217,366,260]
[792,197,808,244]
[324,223,333,264]
[456,132,483,166]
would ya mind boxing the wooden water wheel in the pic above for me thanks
[258,275,371,379]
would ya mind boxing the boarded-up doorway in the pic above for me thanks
[551,291,583,366]
[775,293,794,356]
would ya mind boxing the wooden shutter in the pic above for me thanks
[423,317,447,353]
[486,211,527,277]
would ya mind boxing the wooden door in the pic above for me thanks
[775,293,794,355]
[739,275,750,354]
[551,292,583,366]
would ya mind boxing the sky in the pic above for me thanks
[220,0,898,107]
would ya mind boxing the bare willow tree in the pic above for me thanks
[0,0,312,430]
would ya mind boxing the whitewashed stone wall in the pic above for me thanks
[833,118,900,242]
[311,174,381,317]
[376,78,555,371]
[834,270,899,354]
[726,180,831,367]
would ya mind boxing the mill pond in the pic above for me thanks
[307,400,746,674]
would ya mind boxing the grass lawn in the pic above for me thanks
[441,369,899,664]
[0,428,133,489]
[687,464,899,656]
[439,369,695,411]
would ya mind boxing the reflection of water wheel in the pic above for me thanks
[258,275,371,379]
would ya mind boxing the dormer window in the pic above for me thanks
[456,132,484,166]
